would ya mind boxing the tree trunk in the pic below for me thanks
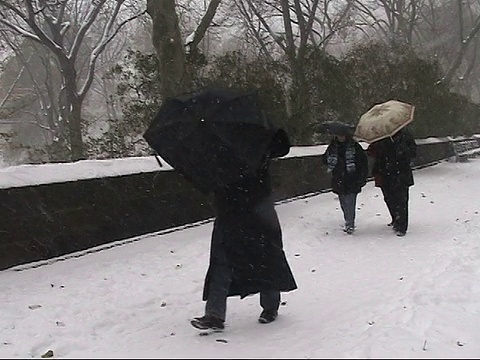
[60,58,85,161]
[146,0,191,99]
[290,63,313,144]
[68,98,85,161]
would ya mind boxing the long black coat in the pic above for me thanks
[202,158,297,300]
[370,129,417,188]
[323,139,369,195]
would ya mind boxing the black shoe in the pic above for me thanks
[258,310,278,324]
[343,226,354,234]
[190,315,224,330]
[395,230,406,237]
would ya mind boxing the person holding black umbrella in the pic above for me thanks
[322,125,368,234]
[143,87,297,332]
[190,128,298,332]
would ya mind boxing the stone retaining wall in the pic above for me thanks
[0,139,454,270]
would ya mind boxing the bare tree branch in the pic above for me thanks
[245,0,288,52]
[79,7,147,98]
[442,13,480,83]
[69,0,108,60]
[187,0,222,50]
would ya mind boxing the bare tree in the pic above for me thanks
[351,0,480,100]
[397,0,480,99]
[0,0,146,161]
[230,0,355,141]
[436,0,480,85]
[146,0,222,99]
[352,0,422,45]
[0,35,62,149]
[89,36,128,122]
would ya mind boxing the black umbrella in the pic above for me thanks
[318,122,355,136]
[143,87,284,193]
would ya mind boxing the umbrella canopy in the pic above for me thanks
[318,122,355,136]
[143,87,283,193]
[354,100,415,143]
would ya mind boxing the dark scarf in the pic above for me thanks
[327,140,356,173]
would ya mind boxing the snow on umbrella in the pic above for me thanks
[354,100,415,143]
[143,87,281,193]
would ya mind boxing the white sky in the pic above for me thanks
[1,153,480,358]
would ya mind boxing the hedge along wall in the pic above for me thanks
[0,139,456,270]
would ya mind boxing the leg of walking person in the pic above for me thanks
[344,193,357,231]
[381,186,397,226]
[338,194,348,230]
[204,241,233,322]
[339,193,356,233]
[260,290,280,312]
[393,186,409,236]
[191,224,232,330]
[259,290,280,323]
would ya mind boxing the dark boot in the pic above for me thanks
[258,310,278,324]
[190,315,225,330]
[343,226,354,234]
[394,229,406,237]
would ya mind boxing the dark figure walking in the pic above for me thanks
[191,130,298,331]
[323,135,369,234]
[367,128,417,237]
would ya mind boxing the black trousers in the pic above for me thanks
[381,185,410,233]
[205,239,280,322]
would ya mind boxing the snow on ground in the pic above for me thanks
[1,159,480,358]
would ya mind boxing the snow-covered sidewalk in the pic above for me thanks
[1,159,480,358]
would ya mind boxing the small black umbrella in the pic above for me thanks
[318,122,355,136]
[143,87,284,193]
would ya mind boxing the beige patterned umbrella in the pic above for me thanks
[354,100,415,143]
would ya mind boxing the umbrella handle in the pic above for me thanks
[154,153,163,168]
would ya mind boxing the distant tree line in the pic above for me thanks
[1,0,480,164]
[107,40,480,158]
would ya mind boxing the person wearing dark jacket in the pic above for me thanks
[367,128,417,237]
[322,134,369,234]
[191,129,298,332]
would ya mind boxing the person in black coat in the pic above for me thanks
[191,129,298,331]
[322,135,369,234]
[367,128,417,236]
